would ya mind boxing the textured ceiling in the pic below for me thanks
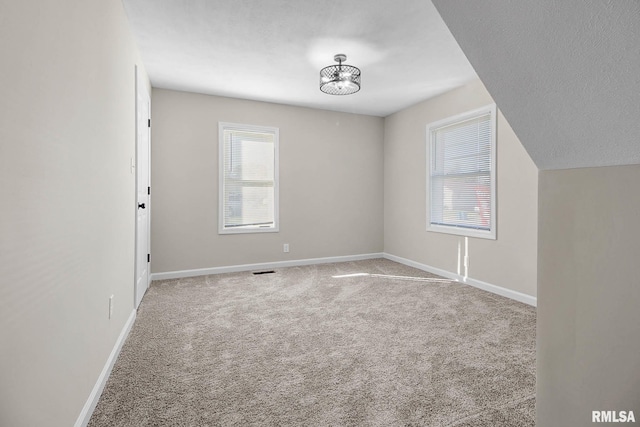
[432,0,640,170]
[121,0,477,117]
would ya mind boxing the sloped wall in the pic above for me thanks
[432,0,640,171]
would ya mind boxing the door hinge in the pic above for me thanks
[148,118,151,128]
[147,186,150,195]
[147,254,150,263]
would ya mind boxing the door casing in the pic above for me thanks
[134,66,151,309]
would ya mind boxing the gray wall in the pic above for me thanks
[150,89,384,273]
[538,165,640,426]
[384,80,538,298]
[0,1,149,426]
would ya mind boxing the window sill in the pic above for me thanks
[218,226,279,235]
[427,224,496,240]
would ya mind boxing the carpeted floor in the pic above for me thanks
[89,259,536,426]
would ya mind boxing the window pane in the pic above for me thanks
[430,174,491,230]
[219,123,279,233]
[224,184,274,228]
[226,133,275,181]
[428,105,495,238]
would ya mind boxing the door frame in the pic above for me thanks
[134,65,151,308]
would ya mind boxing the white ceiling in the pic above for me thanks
[121,0,477,117]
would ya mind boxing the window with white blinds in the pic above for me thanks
[427,104,497,239]
[219,122,279,234]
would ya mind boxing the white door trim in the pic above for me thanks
[134,66,151,308]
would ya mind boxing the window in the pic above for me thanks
[427,104,496,239]
[219,122,279,234]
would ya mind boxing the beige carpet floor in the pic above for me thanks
[89,259,536,426]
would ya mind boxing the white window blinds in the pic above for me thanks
[219,123,279,234]
[427,105,496,239]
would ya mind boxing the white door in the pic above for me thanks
[135,67,151,308]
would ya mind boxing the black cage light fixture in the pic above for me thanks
[319,54,361,95]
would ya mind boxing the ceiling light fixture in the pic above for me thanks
[319,54,361,95]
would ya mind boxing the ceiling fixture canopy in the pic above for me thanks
[319,54,361,95]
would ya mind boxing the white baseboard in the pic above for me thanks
[75,309,137,427]
[150,253,385,281]
[149,252,535,306]
[383,253,537,307]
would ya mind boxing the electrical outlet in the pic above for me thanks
[283,243,289,253]
[109,295,114,319]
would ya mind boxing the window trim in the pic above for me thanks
[426,104,497,240]
[218,122,279,235]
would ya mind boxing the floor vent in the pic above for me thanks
[252,270,275,275]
